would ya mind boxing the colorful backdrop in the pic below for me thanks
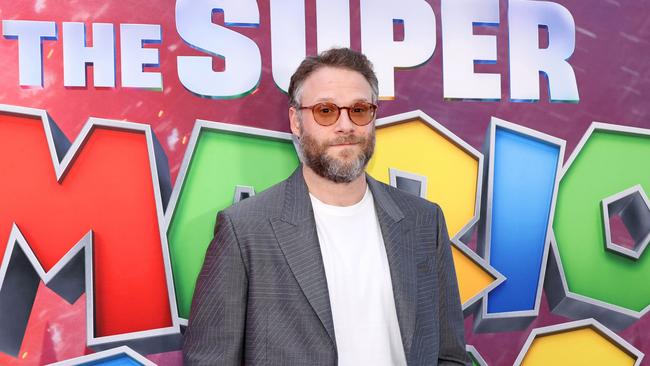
[0,0,648,365]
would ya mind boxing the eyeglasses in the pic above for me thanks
[298,102,377,126]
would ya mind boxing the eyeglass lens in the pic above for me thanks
[312,102,376,126]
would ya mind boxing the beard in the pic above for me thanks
[298,129,375,184]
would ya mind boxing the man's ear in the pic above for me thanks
[289,107,301,137]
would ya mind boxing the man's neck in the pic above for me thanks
[302,165,367,206]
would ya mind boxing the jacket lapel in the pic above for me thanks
[270,169,417,355]
[270,168,337,348]
[368,176,417,357]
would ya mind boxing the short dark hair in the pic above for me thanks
[288,48,378,108]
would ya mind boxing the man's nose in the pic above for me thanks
[333,108,356,132]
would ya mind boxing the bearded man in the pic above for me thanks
[183,48,469,366]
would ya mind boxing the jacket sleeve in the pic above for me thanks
[435,205,471,365]
[183,210,248,366]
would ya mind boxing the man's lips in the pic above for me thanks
[329,137,362,147]
[330,142,358,146]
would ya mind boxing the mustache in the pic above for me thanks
[328,135,366,145]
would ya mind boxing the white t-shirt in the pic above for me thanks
[310,187,407,366]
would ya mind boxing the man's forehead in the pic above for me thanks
[303,66,367,84]
[300,67,373,101]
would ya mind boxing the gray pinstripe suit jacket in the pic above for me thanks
[183,168,470,365]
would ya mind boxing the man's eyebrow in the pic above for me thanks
[311,97,372,104]
[312,97,335,103]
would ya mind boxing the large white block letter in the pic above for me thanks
[3,20,57,87]
[120,24,162,89]
[442,0,500,100]
[63,22,116,87]
[509,0,579,102]
[360,0,436,99]
[176,0,261,98]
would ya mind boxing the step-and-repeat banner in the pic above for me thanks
[0,1,648,365]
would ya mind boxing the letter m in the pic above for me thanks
[0,105,179,356]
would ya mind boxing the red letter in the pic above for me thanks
[0,105,178,355]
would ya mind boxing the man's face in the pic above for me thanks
[289,66,376,183]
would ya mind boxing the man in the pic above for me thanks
[183,48,469,365]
